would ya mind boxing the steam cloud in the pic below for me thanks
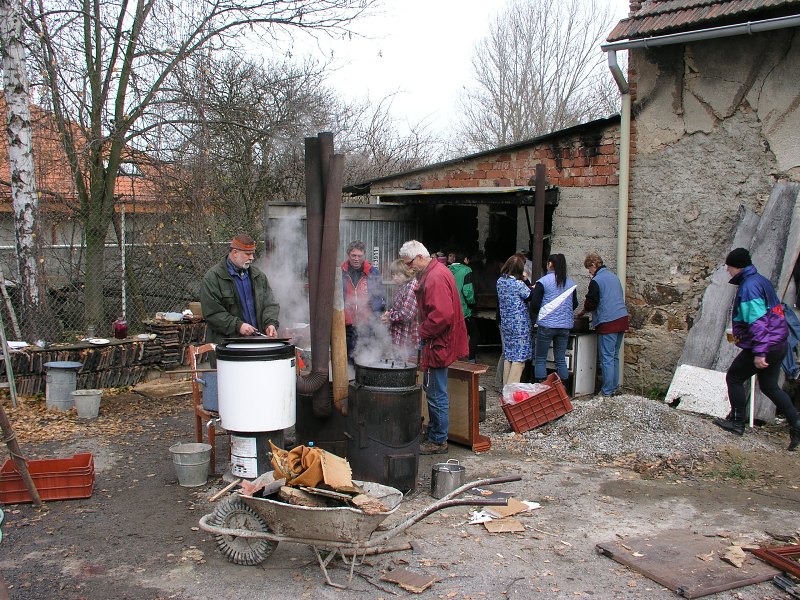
[262,217,309,339]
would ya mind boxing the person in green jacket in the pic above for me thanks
[448,251,479,362]
[200,234,280,347]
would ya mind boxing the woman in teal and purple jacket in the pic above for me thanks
[713,248,799,451]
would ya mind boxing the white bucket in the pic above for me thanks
[72,389,102,419]
[169,442,212,487]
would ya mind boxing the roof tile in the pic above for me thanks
[608,0,800,41]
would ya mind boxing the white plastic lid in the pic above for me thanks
[226,342,284,350]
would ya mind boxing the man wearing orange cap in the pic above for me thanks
[201,234,280,345]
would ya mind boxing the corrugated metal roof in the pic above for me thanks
[608,0,800,41]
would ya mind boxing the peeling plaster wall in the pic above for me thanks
[549,186,619,300]
[627,29,798,391]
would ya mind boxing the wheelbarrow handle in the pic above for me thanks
[437,475,522,504]
[366,475,522,548]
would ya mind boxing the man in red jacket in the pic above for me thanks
[400,240,469,454]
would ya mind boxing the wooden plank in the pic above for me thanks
[133,379,192,398]
[597,529,779,599]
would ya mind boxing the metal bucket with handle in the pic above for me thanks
[431,459,465,498]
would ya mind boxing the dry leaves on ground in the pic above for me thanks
[1,391,189,445]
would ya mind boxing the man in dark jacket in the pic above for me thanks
[200,234,280,347]
[712,248,799,451]
[341,240,384,362]
[401,240,468,454]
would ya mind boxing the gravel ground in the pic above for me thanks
[474,350,794,478]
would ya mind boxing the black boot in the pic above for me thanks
[713,408,745,436]
[789,424,800,452]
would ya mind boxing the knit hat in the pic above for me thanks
[230,234,256,252]
[725,247,752,269]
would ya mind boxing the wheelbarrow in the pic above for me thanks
[199,474,522,587]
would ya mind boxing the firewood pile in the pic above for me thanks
[142,319,206,367]
[1,320,206,395]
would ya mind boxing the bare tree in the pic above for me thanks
[336,94,439,185]
[169,54,335,227]
[0,0,58,339]
[22,0,372,330]
[457,0,617,151]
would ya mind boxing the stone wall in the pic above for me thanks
[626,29,800,391]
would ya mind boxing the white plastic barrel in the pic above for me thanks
[215,340,296,432]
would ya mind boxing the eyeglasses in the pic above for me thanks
[403,256,415,267]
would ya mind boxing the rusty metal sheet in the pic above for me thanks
[596,529,779,599]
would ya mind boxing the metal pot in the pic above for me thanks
[431,459,465,499]
[354,359,418,388]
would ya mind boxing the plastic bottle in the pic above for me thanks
[113,317,128,340]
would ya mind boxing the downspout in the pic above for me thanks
[605,49,631,386]
[606,50,631,288]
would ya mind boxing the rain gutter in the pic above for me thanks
[601,14,800,52]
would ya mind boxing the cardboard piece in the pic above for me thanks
[484,497,528,519]
[320,450,354,491]
[270,443,354,490]
[381,568,437,593]
[484,517,525,533]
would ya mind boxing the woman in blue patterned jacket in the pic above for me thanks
[497,254,532,385]
[713,248,799,451]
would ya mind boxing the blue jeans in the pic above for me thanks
[423,367,449,444]
[535,327,570,381]
[598,332,624,395]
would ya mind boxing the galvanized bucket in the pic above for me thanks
[169,442,212,487]
[430,459,465,498]
[71,389,102,419]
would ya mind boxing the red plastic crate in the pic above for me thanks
[0,453,95,504]
[501,373,573,434]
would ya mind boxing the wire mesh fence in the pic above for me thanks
[0,237,226,344]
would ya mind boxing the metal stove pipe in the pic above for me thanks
[303,136,323,334]
[296,133,343,420]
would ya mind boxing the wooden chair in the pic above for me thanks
[187,343,225,474]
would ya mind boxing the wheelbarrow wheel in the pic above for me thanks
[210,496,276,566]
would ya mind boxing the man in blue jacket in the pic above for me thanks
[577,253,629,397]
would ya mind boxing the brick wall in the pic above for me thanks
[373,125,621,193]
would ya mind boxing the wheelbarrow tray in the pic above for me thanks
[239,480,404,544]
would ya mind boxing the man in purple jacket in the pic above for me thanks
[713,248,799,451]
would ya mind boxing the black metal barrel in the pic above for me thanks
[345,360,421,492]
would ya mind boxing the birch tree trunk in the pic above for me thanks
[0,0,58,340]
